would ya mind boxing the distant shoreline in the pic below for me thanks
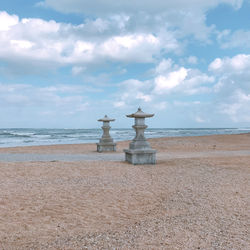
[1,128,250,148]
[0,132,249,153]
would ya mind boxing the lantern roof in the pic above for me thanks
[98,115,115,122]
[126,107,154,118]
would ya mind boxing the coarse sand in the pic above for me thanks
[0,134,249,249]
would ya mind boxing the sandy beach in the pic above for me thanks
[0,133,249,249]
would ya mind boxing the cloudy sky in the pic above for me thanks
[0,0,250,128]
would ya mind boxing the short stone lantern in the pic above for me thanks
[97,115,116,152]
[124,107,156,164]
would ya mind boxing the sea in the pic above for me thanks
[0,128,250,148]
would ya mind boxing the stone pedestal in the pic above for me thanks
[124,108,156,165]
[124,148,156,165]
[97,115,116,152]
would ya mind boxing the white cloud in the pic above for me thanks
[179,55,199,65]
[217,29,250,49]
[182,70,214,95]
[153,101,167,110]
[209,58,223,71]
[3,0,244,77]
[0,11,18,31]
[195,116,206,123]
[174,101,201,107]
[0,83,93,113]
[136,92,152,102]
[187,56,198,64]
[208,54,250,122]
[99,34,163,63]
[113,101,126,108]
[41,0,243,15]
[155,59,173,74]
[40,0,244,43]
[0,11,181,75]
[112,79,154,109]
[72,66,86,75]
[113,60,215,110]
[209,54,250,73]
[219,90,250,122]
[154,60,214,95]
[10,40,34,49]
[154,67,188,93]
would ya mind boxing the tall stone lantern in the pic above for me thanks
[97,115,116,152]
[124,107,156,164]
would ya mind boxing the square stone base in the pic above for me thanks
[124,149,156,165]
[97,143,116,152]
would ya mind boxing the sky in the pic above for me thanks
[0,0,250,128]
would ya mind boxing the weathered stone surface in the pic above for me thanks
[97,115,116,152]
[97,143,116,152]
[124,149,156,165]
[124,108,156,165]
